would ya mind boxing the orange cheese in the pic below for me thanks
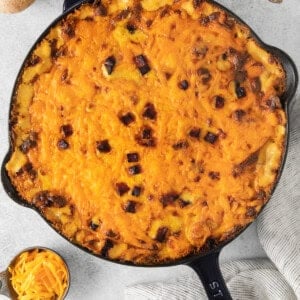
[6,0,286,264]
[8,249,68,299]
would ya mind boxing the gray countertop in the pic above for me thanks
[0,1,299,299]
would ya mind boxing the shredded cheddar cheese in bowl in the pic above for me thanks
[8,248,69,300]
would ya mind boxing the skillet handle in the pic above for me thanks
[63,0,83,12]
[0,270,10,297]
[187,251,232,300]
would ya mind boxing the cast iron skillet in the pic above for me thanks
[1,0,298,299]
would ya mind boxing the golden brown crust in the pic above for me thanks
[6,0,286,264]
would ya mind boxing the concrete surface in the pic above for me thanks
[0,1,299,299]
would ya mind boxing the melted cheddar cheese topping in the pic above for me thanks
[6,0,286,264]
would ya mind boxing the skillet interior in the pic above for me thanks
[1,0,298,268]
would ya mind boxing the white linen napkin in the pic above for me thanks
[125,97,300,300]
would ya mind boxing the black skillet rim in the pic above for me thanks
[1,0,298,268]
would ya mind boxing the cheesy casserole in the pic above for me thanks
[6,0,286,264]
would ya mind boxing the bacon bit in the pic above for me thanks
[57,139,69,150]
[197,67,212,84]
[96,140,111,153]
[189,127,201,139]
[128,164,142,175]
[33,191,67,209]
[126,23,136,33]
[142,127,152,139]
[19,132,38,154]
[232,109,246,122]
[137,137,156,147]
[142,102,157,120]
[115,182,130,196]
[60,124,73,137]
[119,112,136,126]
[134,55,151,75]
[178,199,191,208]
[135,126,156,147]
[132,186,142,197]
[155,227,169,242]
[103,56,116,75]
[235,83,247,98]
[214,95,225,109]
[178,80,189,90]
[165,72,172,80]
[160,192,179,207]
[172,140,189,150]
[204,132,218,144]
[127,152,139,163]
[123,200,137,213]
[23,162,34,172]
[208,171,220,180]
